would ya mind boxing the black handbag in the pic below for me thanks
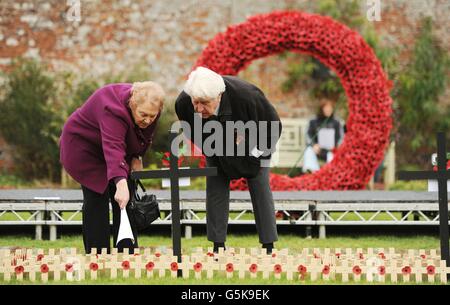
[129,179,160,231]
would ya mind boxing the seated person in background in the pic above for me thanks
[302,99,343,173]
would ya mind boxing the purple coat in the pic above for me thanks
[59,83,160,194]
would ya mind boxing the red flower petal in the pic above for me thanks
[194,262,203,272]
[226,263,234,272]
[89,263,99,271]
[121,261,130,270]
[65,264,73,272]
[14,266,24,275]
[40,264,49,273]
[274,264,282,274]
[249,264,258,273]
[145,262,154,271]
[352,266,362,275]
[170,262,178,271]
[402,266,412,275]
[297,265,307,274]
[426,265,435,275]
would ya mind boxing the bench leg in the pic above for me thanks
[318,212,326,239]
[50,211,58,241]
[184,210,192,239]
[305,211,312,239]
[35,211,43,240]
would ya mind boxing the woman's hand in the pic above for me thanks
[115,179,130,209]
[131,157,143,172]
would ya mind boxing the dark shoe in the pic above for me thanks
[262,243,274,255]
[213,242,226,254]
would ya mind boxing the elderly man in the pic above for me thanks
[175,67,282,254]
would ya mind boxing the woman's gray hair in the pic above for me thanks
[183,67,225,100]
[130,81,165,110]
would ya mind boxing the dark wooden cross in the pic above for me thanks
[398,132,450,265]
[130,131,217,266]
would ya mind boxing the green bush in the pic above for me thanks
[393,17,449,168]
[0,58,61,181]
[0,173,28,188]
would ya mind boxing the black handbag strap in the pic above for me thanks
[130,179,146,203]
[137,179,146,193]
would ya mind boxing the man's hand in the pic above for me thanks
[131,157,143,172]
[115,179,130,209]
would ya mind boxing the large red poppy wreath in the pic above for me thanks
[193,11,393,190]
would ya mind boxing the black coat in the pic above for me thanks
[175,76,282,179]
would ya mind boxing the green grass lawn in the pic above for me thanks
[0,234,442,252]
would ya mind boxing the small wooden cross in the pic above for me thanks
[180,255,191,279]
[104,255,119,279]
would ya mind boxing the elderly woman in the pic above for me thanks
[59,82,165,254]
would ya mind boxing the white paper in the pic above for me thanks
[161,167,191,188]
[428,180,450,192]
[116,209,134,246]
[318,128,335,150]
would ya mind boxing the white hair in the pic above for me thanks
[183,67,225,100]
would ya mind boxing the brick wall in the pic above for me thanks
[0,0,448,172]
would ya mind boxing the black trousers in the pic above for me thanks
[81,179,138,254]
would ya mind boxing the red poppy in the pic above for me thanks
[273,264,282,274]
[271,253,276,258]
[378,266,386,275]
[298,265,307,274]
[352,266,362,275]
[170,262,178,271]
[335,253,341,258]
[358,253,364,260]
[426,265,435,275]
[226,263,234,273]
[37,254,44,261]
[322,265,330,275]
[89,262,99,271]
[249,264,258,273]
[207,252,214,257]
[40,264,49,273]
[155,253,161,258]
[420,254,426,259]
[401,266,412,275]
[378,253,386,259]
[121,261,130,270]
[14,265,24,275]
[65,264,74,272]
[145,262,154,272]
[194,262,203,272]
